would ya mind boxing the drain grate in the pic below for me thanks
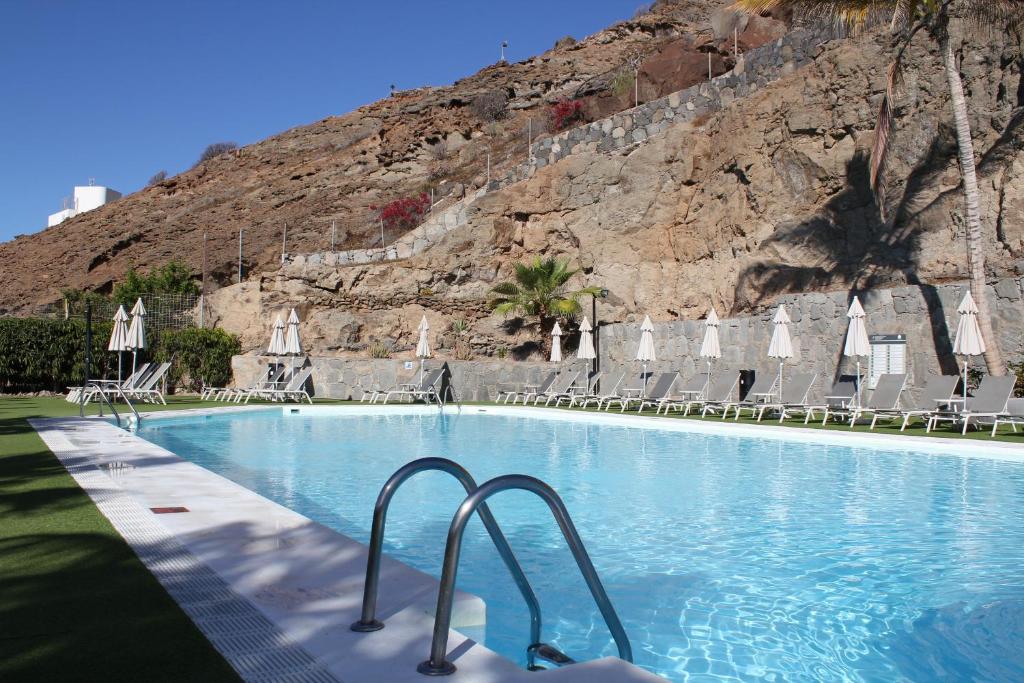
[39,421,341,683]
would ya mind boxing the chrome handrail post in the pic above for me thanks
[419,475,631,676]
[351,457,542,658]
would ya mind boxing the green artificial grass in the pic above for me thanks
[0,396,240,683]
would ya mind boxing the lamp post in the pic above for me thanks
[591,288,610,376]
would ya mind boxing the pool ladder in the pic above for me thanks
[350,457,632,675]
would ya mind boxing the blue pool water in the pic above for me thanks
[136,410,1024,682]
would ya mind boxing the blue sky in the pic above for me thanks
[0,0,638,242]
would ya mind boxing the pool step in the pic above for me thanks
[527,643,576,670]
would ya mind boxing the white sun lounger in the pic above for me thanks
[655,372,711,415]
[577,372,625,408]
[866,375,959,431]
[535,370,583,405]
[383,368,445,404]
[720,373,777,420]
[124,362,171,404]
[756,373,817,422]
[837,373,908,427]
[699,373,741,417]
[927,374,1016,435]
[555,370,602,407]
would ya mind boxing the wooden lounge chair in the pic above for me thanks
[383,367,446,404]
[756,373,817,422]
[698,373,741,417]
[839,373,908,427]
[927,374,1016,434]
[720,373,777,420]
[867,375,959,431]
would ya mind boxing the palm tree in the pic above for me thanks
[733,0,1021,375]
[489,257,604,354]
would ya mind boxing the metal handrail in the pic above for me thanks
[110,382,141,425]
[87,382,122,428]
[418,474,632,676]
[350,458,543,668]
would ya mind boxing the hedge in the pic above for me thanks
[0,318,239,394]
[153,328,240,392]
[0,318,115,393]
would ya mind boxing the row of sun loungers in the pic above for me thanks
[201,364,313,404]
[495,368,1020,435]
[65,362,171,405]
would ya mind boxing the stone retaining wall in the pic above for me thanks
[597,279,1024,404]
[231,356,576,402]
[284,26,832,271]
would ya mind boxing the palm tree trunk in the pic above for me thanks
[942,36,1006,375]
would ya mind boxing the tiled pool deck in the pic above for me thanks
[31,406,669,683]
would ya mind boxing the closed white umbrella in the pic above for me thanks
[953,290,985,399]
[126,298,147,378]
[416,315,431,384]
[108,306,130,382]
[700,307,722,383]
[267,315,286,375]
[636,314,656,397]
[549,321,563,363]
[284,308,303,377]
[767,305,793,399]
[576,317,596,360]
[843,296,870,407]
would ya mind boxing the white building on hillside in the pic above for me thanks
[47,182,121,227]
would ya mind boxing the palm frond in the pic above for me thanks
[870,57,905,203]
[962,0,1024,37]
[731,0,893,32]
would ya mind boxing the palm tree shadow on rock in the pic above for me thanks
[733,135,964,376]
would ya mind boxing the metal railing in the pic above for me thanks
[83,380,141,428]
[350,458,542,666]
[418,474,632,676]
[350,458,631,675]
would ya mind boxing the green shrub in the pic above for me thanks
[0,318,115,393]
[153,327,240,392]
[113,259,199,305]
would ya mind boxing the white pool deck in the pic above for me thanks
[30,404,1024,683]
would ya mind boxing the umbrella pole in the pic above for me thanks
[963,356,969,400]
[118,352,123,384]
[778,361,784,401]
[856,360,861,408]
[642,362,647,398]
[132,351,137,379]
[420,358,424,385]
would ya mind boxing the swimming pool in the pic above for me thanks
[135,408,1024,682]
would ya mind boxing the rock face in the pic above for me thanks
[5,5,1024,367]
[206,22,1024,359]
[0,0,744,315]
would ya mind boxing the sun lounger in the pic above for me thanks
[68,363,153,403]
[698,373,741,417]
[991,398,1024,436]
[577,372,625,408]
[866,375,959,431]
[755,373,817,422]
[124,362,171,404]
[805,379,858,424]
[655,372,711,415]
[383,367,446,404]
[720,373,777,420]
[511,371,559,405]
[204,364,285,401]
[837,373,908,427]
[629,372,681,413]
[535,369,583,405]
[362,370,419,404]
[927,374,1016,434]
[555,370,602,407]
[273,366,315,403]
[600,372,656,411]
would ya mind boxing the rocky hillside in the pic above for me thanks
[0,0,783,315]
[4,1,1023,364]
[206,17,1024,358]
